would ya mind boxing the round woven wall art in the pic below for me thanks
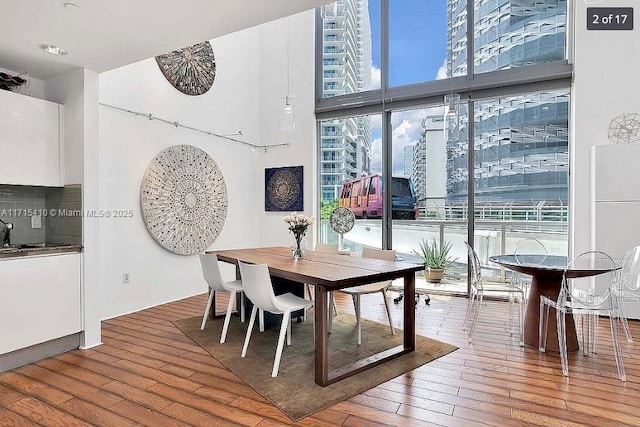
[155,41,216,96]
[140,144,228,255]
[329,206,355,234]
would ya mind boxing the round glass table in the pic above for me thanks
[489,254,616,351]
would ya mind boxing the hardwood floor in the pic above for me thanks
[1,291,639,426]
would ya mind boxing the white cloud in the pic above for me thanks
[369,66,381,90]
[435,57,448,80]
[370,114,382,134]
[368,108,449,176]
[370,137,382,173]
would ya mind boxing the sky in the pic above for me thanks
[364,0,448,176]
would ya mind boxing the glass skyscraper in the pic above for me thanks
[320,0,373,202]
[320,0,568,207]
[446,0,569,204]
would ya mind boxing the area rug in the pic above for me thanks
[174,313,457,421]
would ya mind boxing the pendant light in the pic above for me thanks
[282,17,295,131]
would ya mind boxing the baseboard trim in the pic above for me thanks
[0,333,81,373]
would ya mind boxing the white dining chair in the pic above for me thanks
[337,247,396,345]
[199,254,245,343]
[238,261,314,377]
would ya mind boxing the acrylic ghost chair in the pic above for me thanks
[512,237,548,304]
[238,261,314,377]
[538,250,626,381]
[199,253,246,343]
[334,247,396,345]
[612,245,640,343]
[463,242,525,346]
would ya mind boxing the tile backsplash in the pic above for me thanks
[0,184,82,245]
[45,186,82,244]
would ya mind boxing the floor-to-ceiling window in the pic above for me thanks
[318,113,382,252]
[315,0,571,295]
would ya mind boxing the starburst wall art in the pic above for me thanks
[265,166,303,212]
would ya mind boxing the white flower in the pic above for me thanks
[284,212,315,235]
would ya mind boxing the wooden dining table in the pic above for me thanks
[210,246,424,386]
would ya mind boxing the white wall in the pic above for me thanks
[44,68,101,348]
[572,0,640,258]
[258,13,318,247]
[98,11,316,320]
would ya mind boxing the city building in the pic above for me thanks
[320,0,373,201]
[446,0,569,205]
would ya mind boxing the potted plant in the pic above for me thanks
[412,238,457,284]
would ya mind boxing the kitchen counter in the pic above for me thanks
[0,243,82,259]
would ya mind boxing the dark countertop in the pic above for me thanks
[0,243,83,259]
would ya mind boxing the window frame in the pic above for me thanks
[314,0,573,285]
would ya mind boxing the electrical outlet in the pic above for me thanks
[123,273,130,284]
[31,214,42,229]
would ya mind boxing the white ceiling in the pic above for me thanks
[0,0,329,80]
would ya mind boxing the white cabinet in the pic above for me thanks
[0,253,81,354]
[0,89,64,186]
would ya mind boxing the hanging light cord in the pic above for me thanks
[100,103,289,149]
[286,17,291,105]
[448,5,454,95]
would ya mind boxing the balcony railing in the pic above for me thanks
[318,214,568,296]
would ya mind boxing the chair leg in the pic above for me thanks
[353,294,361,345]
[539,299,550,352]
[508,292,514,334]
[240,292,245,323]
[468,292,483,343]
[272,310,291,377]
[592,314,599,353]
[463,289,476,331]
[609,314,626,381]
[259,309,265,332]
[200,289,215,330]
[557,308,569,376]
[241,306,258,358]
[622,316,634,343]
[382,289,395,335]
[518,293,524,347]
[618,302,634,343]
[220,291,235,344]
[577,314,587,355]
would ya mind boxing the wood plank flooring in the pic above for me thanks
[1,291,638,426]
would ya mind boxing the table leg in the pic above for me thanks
[525,275,579,352]
[403,272,416,350]
[314,285,329,386]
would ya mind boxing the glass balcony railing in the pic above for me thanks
[318,214,568,297]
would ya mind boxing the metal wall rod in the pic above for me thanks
[100,103,290,150]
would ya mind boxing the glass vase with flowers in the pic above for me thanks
[284,212,314,260]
